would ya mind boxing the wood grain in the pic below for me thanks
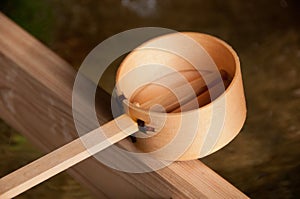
[0,12,248,199]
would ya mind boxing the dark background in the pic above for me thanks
[0,0,300,198]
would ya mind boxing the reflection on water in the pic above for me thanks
[121,0,157,17]
[0,0,300,198]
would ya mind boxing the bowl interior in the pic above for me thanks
[116,32,237,112]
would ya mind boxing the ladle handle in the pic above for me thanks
[0,114,137,199]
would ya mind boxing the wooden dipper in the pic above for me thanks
[0,32,246,198]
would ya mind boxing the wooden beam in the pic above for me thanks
[0,12,248,198]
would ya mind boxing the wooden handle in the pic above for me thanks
[0,114,137,199]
